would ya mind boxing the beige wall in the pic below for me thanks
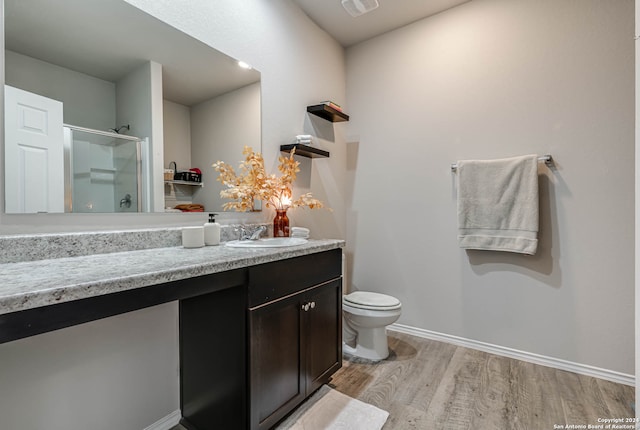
[190,82,261,212]
[0,303,179,430]
[346,0,634,374]
[163,100,191,175]
[5,50,116,130]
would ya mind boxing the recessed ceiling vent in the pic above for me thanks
[341,0,379,17]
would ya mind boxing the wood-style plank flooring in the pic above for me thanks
[329,331,635,430]
[172,330,634,430]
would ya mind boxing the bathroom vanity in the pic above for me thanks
[247,252,342,430]
[0,231,344,429]
[180,250,342,430]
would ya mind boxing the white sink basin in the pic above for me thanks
[225,237,308,248]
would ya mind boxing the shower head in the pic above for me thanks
[341,0,379,17]
[109,124,130,134]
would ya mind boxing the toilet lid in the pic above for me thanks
[344,291,401,309]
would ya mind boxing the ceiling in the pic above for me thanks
[292,0,471,47]
[5,0,469,106]
[5,0,260,107]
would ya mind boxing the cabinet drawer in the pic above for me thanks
[248,248,341,307]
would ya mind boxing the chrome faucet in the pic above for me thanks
[238,225,266,241]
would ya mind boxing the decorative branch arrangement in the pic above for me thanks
[213,146,327,212]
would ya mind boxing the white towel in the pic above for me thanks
[291,227,310,238]
[295,135,313,145]
[457,154,539,255]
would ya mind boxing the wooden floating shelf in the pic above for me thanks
[306,104,349,122]
[280,144,330,159]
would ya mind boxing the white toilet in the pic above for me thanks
[342,255,402,361]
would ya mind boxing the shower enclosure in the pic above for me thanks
[64,125,144,213]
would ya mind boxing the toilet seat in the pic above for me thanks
[343,291,401,311]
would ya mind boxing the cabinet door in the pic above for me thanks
[304,279,342,395]
[249,293,305,430]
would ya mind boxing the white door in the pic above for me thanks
[4,85,64,213]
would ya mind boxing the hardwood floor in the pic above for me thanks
[329,331,635,430]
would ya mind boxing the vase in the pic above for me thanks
[273,209,290,237]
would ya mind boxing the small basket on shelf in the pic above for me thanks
[167,162,202,182]
[174,170,202,183]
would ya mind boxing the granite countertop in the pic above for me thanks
[0,239,345,316]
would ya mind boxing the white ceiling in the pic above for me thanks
[292,0,471,47]
[5,0,260,107]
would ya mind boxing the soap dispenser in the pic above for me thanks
[204,213,220,246]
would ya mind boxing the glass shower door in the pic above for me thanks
[64,125,142,213]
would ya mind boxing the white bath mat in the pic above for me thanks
[276,385,389,430]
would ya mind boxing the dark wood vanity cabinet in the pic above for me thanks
[179,248,342,430]
[247,250,342,430]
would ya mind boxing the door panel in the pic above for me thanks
[5,85,64,213]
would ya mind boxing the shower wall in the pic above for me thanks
[113,141,139,213]
[71,137,116,213]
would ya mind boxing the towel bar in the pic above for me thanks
[451,154,553,172]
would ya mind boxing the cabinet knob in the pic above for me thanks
[301,301,316,312]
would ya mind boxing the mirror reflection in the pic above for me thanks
[4,0,261,214]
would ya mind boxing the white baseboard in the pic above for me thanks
[143,410,182,430]
[389,323,635,387]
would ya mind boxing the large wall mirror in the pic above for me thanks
[3,0,261,214]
